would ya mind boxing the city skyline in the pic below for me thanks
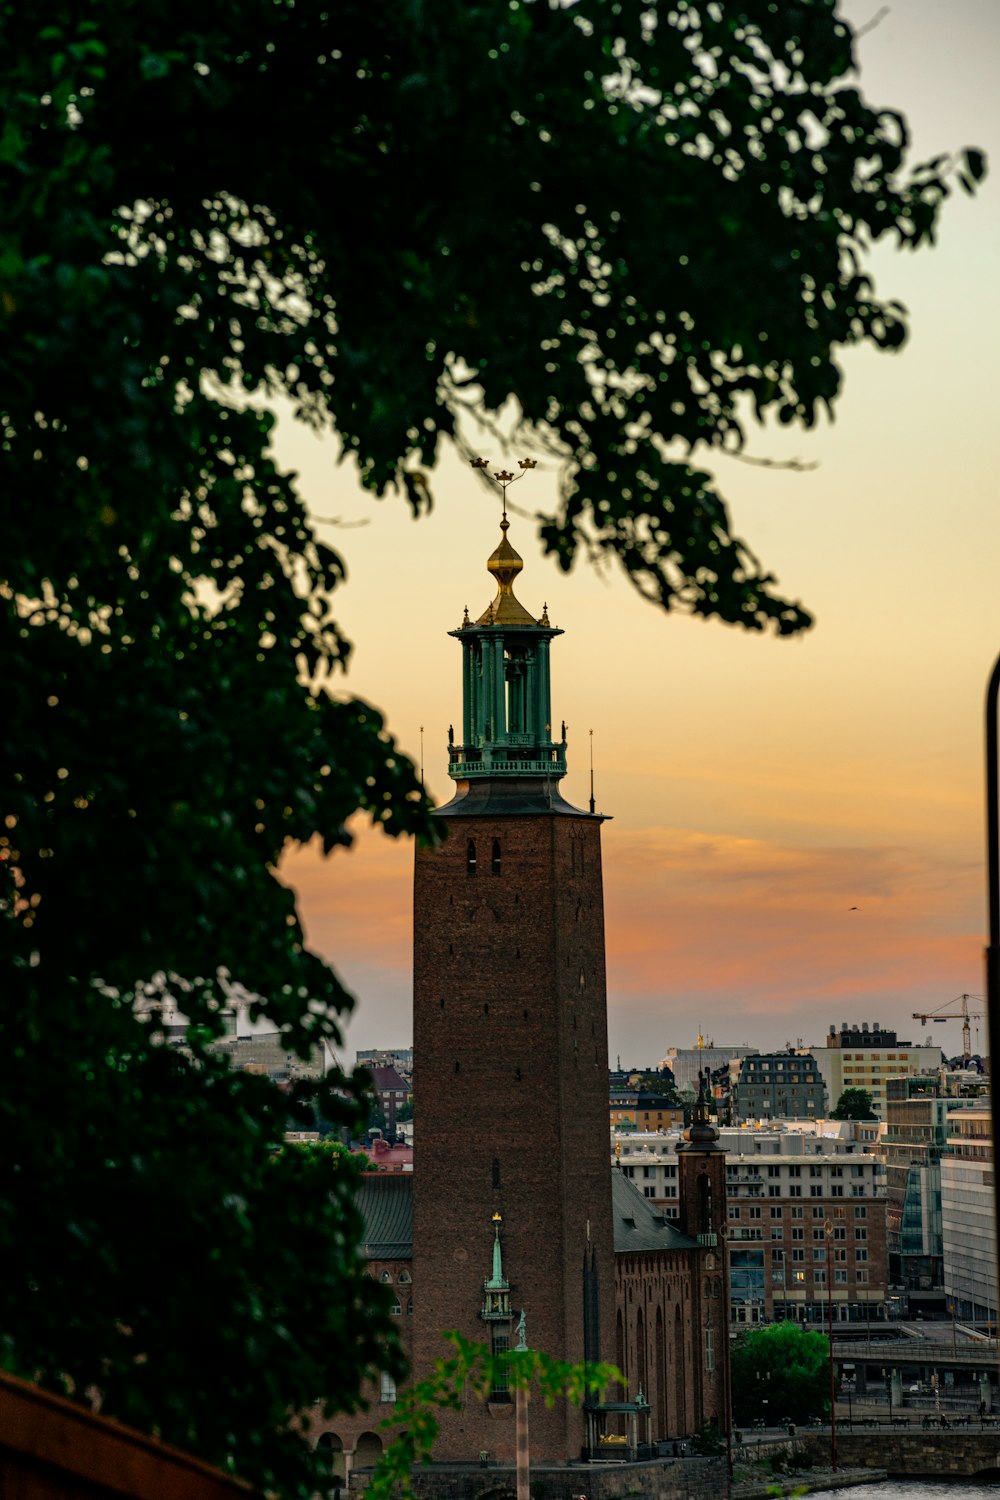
[277,0,1000,1066]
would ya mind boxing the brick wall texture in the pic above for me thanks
[411,812,616,1463]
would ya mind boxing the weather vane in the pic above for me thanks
[470,455,537,514]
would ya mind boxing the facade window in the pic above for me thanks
[792,1249,805,1262]
[812,1229,825,1242]
[856,1249,868,1262]
[788,1166,801,1178]
[791,1207,804,1220]
[379,1270,392,1284]
[835,1227,847,1241]
[831,1186,844,1197]
[769,1186,781,1197]
[810,1185,823,1197]
[813,1248,826,1263]
[814,1269,827,1285]
[810,1166,822,1178]
[854,1206,867,1219]
[791,1228,804,1241]
[748,1207,762,1220]
[771,1227,783,1241]
[793,1270,806,1284]
[467,839,477,876]
[812,1207,825,1219]
[644,1186,656,1198]
[770,1207,783,1220]
[380,1371,397,1403]
[705,1327,715,1373]
[767,1166,780,1178]
[728,1206,740,1220]
[857,1269,868,1284]
[490,1329,510,1398]
[855,1228,868,1241]
[390,1299,401,1315]
[835,1248,848,1262]
[491,838,502,875]
[835,1269,849,1284]
[789,1186,802,1198]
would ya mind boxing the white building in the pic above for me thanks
[660,1043,758,1093]
[940,1105,997,1327]
[812,1022,943,1120]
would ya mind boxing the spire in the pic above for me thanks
[477,515,539,627]
[444,465,570,796]
[679,1069,721,1151]
[481,1213,512,1320]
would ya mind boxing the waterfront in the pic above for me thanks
[808,1484,1000,1498]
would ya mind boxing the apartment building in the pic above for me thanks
[613,1125,888,1327]
[813,1022,942,1120]
[730,1050,826,1123]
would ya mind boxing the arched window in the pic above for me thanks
[389,1299,401,1316]
[379,1270,392,1284]
[467,839,477,876]
[398,1269,412,1284]
[491,838,501,875]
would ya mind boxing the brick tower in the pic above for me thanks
[411,491,615,1462]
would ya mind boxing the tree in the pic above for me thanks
[0,1,980,1494]
[830,1087,878,1120]
[730,1322,830,1427]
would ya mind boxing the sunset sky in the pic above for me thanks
[278,0,1000,1069]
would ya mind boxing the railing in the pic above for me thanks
[449,756,567,778]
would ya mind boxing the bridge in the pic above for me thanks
[799,1427,1000,1479]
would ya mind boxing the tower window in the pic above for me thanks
[490,1329,510,1398]
[467,839,477,876]
[492,838,501,875]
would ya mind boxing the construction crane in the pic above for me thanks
[912,993,984,1063]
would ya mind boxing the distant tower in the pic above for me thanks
[675,1073,730,1428]
[411,497,615,1462]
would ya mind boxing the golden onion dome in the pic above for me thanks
[476,516,541,626]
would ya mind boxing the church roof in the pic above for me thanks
[354,1168,699,1264]
[611,1169,699,1254]
[356,1173,412,1260]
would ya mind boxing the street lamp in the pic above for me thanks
[882,1367,894,1424]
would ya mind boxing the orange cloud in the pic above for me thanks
[281,820,987,1062]
[602,826,985,1055]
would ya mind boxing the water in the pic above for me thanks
[807,1485,1000,1499]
